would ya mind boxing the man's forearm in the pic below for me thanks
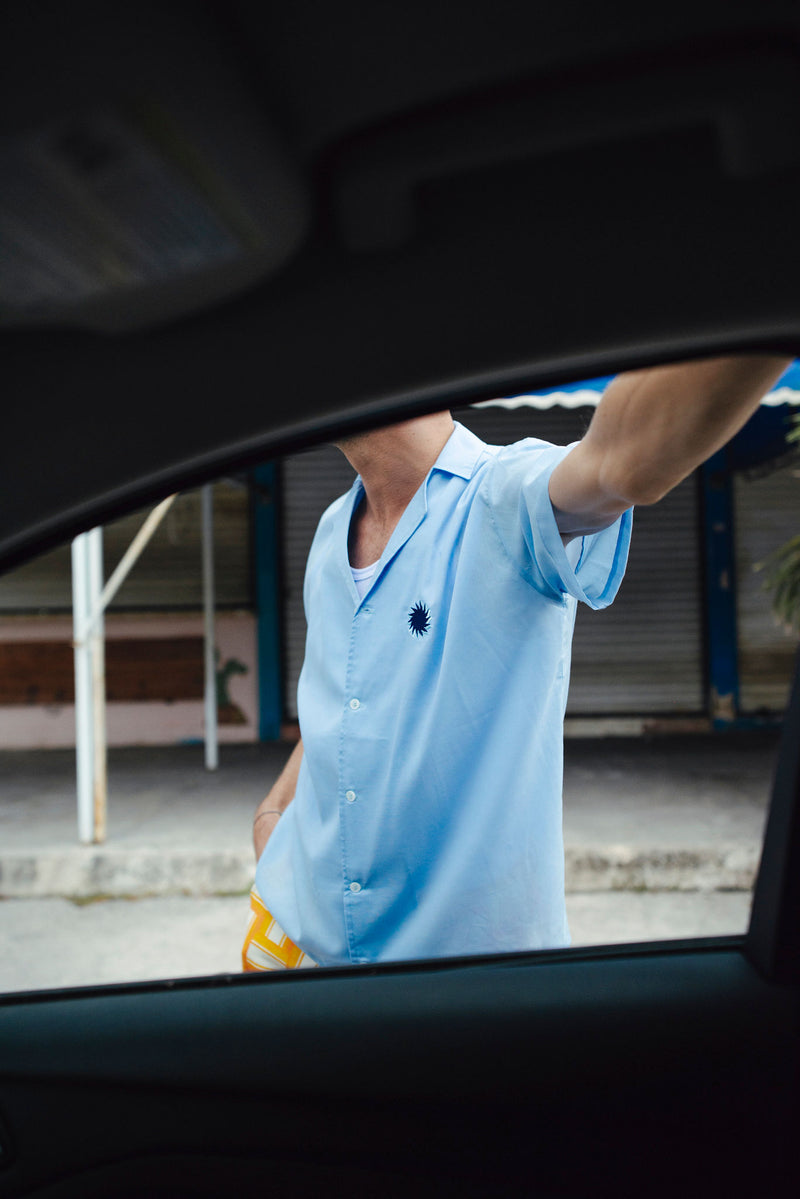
[549,353,792,537]
[253,738,304,859]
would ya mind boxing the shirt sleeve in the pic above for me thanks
[482,438,632,609]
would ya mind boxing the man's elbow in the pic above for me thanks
[599,460,684,510]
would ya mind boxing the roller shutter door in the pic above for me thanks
[282,446,357,719]
[0,480,251,612]
[567,476,701,713]
[734,463,800,714]
[460,408,704,715]
[281,408,704,719]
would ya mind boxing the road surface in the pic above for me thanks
[0,890,752,993]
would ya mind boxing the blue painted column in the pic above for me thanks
[252,463,282,741]
[700,451,740,727]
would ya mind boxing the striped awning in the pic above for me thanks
[477,360,800,410]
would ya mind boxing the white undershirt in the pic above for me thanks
[352,542,580,600]
[351,560,379,600]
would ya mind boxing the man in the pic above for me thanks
[242,354,790,971]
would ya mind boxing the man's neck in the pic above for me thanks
[337,412,455,567]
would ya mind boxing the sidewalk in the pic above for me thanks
[0,732,780,900]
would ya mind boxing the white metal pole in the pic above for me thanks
[71,533,94,844]
[77,494,177,644]
[88,527,107,843]
[202,484,218,770]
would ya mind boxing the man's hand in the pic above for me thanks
[253,738,304,859]
[549,354,792,540]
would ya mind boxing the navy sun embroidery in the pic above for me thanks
[408,601,431,637]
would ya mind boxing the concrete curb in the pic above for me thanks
[0,850,255,900]
[0,844,759,900]
[564,845,759,893]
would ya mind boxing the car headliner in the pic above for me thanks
[3,0,800,574]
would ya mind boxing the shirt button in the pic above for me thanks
[349,698,360,710]
[345,790,356,803]
[349,881,362,893]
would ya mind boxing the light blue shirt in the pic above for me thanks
[256,423,632,965]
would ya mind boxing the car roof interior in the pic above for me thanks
[5,0,800,572]
[2,2,800,1195]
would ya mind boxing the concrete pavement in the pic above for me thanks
[0,734,778,993]
[0,732,779,900]
[0,891,754,993]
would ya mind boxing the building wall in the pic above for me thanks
[0,479,257,749]
[0,611,258,749]
[1,419,796,747]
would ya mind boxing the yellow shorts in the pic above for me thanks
[241,885,317,972]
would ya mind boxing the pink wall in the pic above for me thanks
[0,612,259,749]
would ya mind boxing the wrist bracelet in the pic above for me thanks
[254,808,282,823]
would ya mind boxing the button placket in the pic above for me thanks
[340,611,368,955]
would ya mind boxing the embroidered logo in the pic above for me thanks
[407,601,431,637]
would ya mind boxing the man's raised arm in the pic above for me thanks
[549,354,792,540]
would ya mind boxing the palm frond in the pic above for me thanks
[757,533,800,634]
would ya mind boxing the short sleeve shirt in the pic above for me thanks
[255,423,632,965]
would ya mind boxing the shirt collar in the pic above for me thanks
[346,419,486,505]
[431,421,488,481]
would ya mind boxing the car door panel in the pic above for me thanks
[1,939,798,1195]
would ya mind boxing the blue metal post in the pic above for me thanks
[700,452,740,727]
[253,463,283,741]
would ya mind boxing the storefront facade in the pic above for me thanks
[1,395,797,747]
